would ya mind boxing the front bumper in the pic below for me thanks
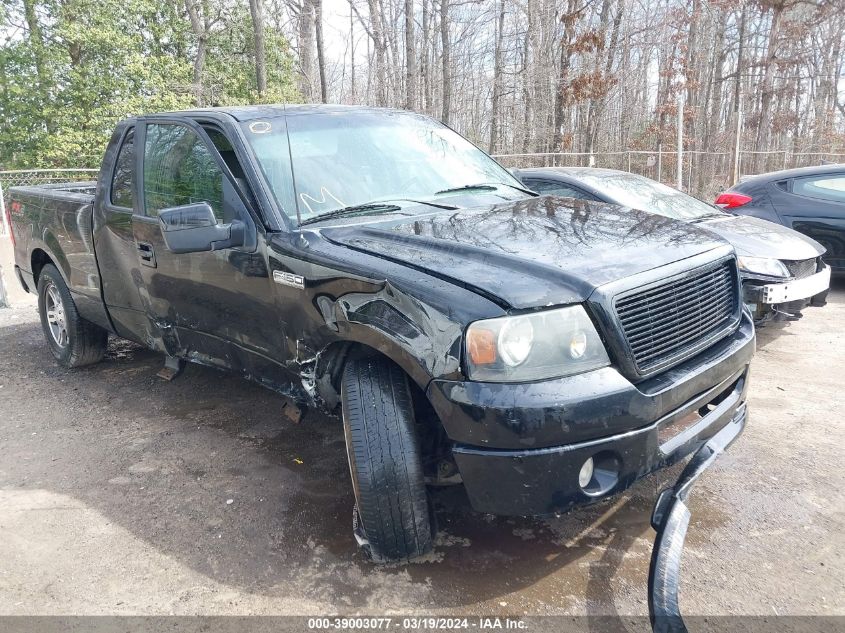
[427,313,755,516]
[648,411,746,632]
[743,265,830,306]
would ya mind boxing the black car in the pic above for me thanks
[715,164,845,274]
[8,107,753,571]
[516,167,831,323]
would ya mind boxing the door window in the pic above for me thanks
[110,128,135,208]
[792,174,845,205]
[143,123,224,219]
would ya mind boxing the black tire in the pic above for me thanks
[341,357,434,563]
[37,264,108,368]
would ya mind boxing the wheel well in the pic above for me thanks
[314,341,381,408]
[315,341,451,479]
[31,249,54,284]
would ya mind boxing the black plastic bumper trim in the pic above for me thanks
[648,403,747,633]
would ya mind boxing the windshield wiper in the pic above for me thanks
[298,199,458,227]
[689,212,729,222]
[436,182,539,196]
[299,203,406,226]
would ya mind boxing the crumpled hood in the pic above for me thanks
[320,196,729,309]
[698,214,824,260]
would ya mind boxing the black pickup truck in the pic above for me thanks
[8,106,755,570]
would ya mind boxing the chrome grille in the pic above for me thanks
[615,261,738,374]
[783,258,818,279]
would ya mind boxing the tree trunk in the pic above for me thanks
[439,0,451,123]
[587,0,623,158]
[365,0,388,106]
[489,0,506,152]
[249,0,268,98]
[298,0,316,100]
[755,1,783,171]
[421,0,431,112]
[314,0,327,102]
[185,0,207,106]
[22,0,48,90]
[349,9,356,102]
[729,5,746,181]
[553,0,578,158]
[520,22,531,154]
[404,0,417,110]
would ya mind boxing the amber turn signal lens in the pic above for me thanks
[467,327,497,365]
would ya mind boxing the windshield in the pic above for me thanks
[576,171,725,220]
[241,111,523,223]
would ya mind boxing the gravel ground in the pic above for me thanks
[0,282,842,619]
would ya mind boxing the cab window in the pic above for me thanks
[110,128,135,208]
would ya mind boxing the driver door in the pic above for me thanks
[131,118,292,380]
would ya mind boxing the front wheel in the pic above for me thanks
[341,357,435,563]
[37,264,108,368]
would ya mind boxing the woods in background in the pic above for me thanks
[0,0,300,167]
[2,0,844,194]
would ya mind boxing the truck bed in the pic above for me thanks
[10,181,97,202]
[8,180,101,310]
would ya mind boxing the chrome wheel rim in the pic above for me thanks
[45,283,68,348]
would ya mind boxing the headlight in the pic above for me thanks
[465,305,610,382]
[737,256,789,278]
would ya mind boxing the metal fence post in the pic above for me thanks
[657,144,663,183]
[0,178,7,237]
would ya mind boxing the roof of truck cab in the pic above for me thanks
[150,104,412,122]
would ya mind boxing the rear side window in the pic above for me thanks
[143,123,224,219]
[526,179,598,201]
[792,174,845,204]
[110,128,135,208]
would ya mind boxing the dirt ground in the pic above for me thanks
[0,280,842,620]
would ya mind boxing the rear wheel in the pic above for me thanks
[341,357,435,563]
[37,264,108,368]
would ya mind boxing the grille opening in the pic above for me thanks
[615,260,739,374]
[782,257,820,280]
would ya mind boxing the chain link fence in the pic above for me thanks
[0,169,100,237]
[2,151,845,237]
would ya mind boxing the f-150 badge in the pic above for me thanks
[273,270,305,289]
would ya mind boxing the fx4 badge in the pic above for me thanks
[273,270,305,290]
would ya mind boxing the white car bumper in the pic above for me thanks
[759,266,831,304]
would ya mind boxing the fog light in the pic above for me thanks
[578,457,594,489]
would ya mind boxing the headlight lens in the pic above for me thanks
[465,305,610,382]
[498,317,534,366]
[737,256,789,278]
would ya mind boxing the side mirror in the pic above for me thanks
[158,202,244,254]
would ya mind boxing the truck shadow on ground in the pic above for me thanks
[0,317,707,612]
